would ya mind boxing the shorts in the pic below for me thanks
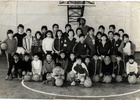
[16,47,25,54]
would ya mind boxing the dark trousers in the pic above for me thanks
[12,69,22,78]
[6,53,12,68]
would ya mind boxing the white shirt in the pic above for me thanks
[123,42,131,55]
[42,38,54,53]
[32,60,42,75]
[126,62,138,74]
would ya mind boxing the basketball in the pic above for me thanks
[33,74,40,82]
[103,75,112,83]
[46,73,52,81]
[0,43,8,51]
[128,75,137,84]
[92,75,100,82]
[115,75,122,82]
[112,73,116,78]
[22,71,26,76]
[29,72,33,76]
[24,74,32,81]
[99,73,103,77]
[84,78,92,87]
[55,79,63,87]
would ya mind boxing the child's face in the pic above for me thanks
[26,31,31,36]
[116,56,121,61]
[53,26,59,32]
[60,53,65,59]
[111,55,116,62]
[68,31,74,37]
[93,55,99,60]
[77,59,82,65]
[36,33,41,39]
[129,59,134,63]
[66,26,71,32]
[47,32,52,38]
[79,36,85,43]
[108,32,114,39]
[114,35,119,41]
[13,55,19,61]
[85,58,90,64]
[123,37,129,43]
[101,36,107,41]
[104,56,110,61]
[8,33,13,38]
[46,55,52,61]
[57,31,62,37]
[42,28,47,33]
[98,28,104,33]
[109,27,115,32]
[70,54,75,60]
[33,55,39,61]
[18,27,24,33]
[97,34,101,39]
[24,56,30,61]
[77,30,82,36]
[118,31,123,37]
[80,19,85,26]
[89,30,94,36]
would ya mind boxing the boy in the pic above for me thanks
[51,63,65,86]
[118,34,136,64]
[69,56,89,85]
[23,28,33,54]
[118,29,124,39]
[98,25,105,34]
[1,29,17,68]
[32,54,42,76]
[5,53,22,80]
[41,26,48,39]
[108,31,115,54]
[63,24,72,38]
[73,34,90,58]
[13,24,26,55]
[126,55,138,78]
[109,24,116,33]
[52,24,59,38]
[22,53,32,76]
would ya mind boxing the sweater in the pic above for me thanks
[43,60,55,73]
[22,59,32,72]
[42,38,54,53]
[126,61,138,74]
[102,61,113,75]
[32,60,42,75]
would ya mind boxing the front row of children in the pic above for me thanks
[5,51,139,86]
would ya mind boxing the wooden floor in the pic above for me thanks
[1,53,140,99]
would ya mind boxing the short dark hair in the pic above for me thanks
[24,53,30,57]
[65,24,71,29]
[94,53,99,56]
[13,53,20,57]
[84,55,91,60]
[101,33,108,39]
[87,27,95,33]
[17,24,24,29]
[76,27,83,35]
[45,30,53,38]
[77,18,86,23]
[55,29,63,38]
[41,26,48,31]
[56,63,61,67]
[52,24,59,29]
[114,32,120,37]
[116,52,122,57]
[33,53,39,57]
[118,29,124,33]
[96,31,102,38]
[108,31,114,35]
[35,31,42,39]
[128,55,135,60]
[122,34,129,40]
[26,28,31,32]
[7,29,13,35]
[68,29,75,36]
[79,33,85,38]
[109,24,116,29]
[76,55,82,60]
[45,53,52,57]
[98,25,105,30]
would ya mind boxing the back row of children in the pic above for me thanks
[0,17,139,85]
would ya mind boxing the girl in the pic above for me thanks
[74,27,83,42]
[31,31,43,60]
[95,31,102,53]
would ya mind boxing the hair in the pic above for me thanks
[45,30,53,38]
[76,55,82,60]
[101,33,108,40]
[79,33,85,38]
[128,55,135,60]
[118,29,124,33]
[65,24,71,29]
[77,17,86,23]
[116,52,122,58]
[13,53,20,57]
[26,28,31,32]
[114,32,120,37]
[98,25,105,30]
[104,54,111,58]
[56,63,61,67]
[96,31,102,39]
[76,27,83,35]
[68,29,75,36]
[52,24,59,29]
[122,34,129,40]
[45,53,52,58]
[109,24,116,30]
[84,55,91,61]
[35,31,42,39]
[93,53,99,57]
[41,26,48,31]
[87,27,95,33]
[108,31,114,35]
[55,29,63,38]
[24,53,30,57]
[17,24,24,29]
[7,29,13,35]
[33,53,39,57]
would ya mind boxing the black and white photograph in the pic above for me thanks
[0,0,140,100]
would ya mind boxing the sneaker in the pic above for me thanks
[71,81,76,86]
[5,76,9,80]
[43,80,48,84]
[18,78,22,81]
[9,75,12,80]
[80,81,84,84]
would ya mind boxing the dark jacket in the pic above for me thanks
[22,59,32,72]
[102,61,113,75]
[113,60,125,75]
[53,37,65,52]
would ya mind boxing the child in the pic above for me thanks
[63,24,72,38]
[85,27,96,57]
[118,29,124,40]
[1,29,17,68]
[98,25,105,34]
[13,24,26,55]
[41,26,48,39]
[32,54,42,76]
[31,31,43,60]
[95,31,102,53]
[42,30,54,54]
[63,29,76,56]
[5,53,22,80]
[126,55,138,78]
[51,63,65,86]
[52,24,59,38]
[69,56,89,85]
[108,31,115,55]
[22,53,32,76]
[42,53,55,83]
[118,34,136,64]
[109,24,116,33]
[91,53,102,78]
[23,28,33,54]
[73,34,90,58]
[75,27,83,42]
